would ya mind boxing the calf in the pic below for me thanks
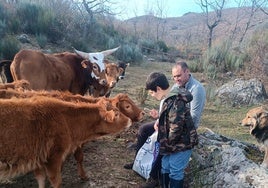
[0,96,131,188]
[0,89,144,179]
[90,61,124,97]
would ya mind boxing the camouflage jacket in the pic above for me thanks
[158,87,198,155]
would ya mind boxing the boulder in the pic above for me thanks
[215,78,267,106]
[187,129,268,188]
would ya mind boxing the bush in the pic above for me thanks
[244,28,268,77]
[135,87,148,105]
[36,34,47,48]
[116,44,143,65]
[156,40,168,53]
[16,3,42,34]
[0,35,20,59]
[202,40,246,79]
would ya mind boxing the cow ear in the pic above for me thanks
[104,110,118,123]
[110,95,120,108]
[118,67,124,76]
[81,60,92,69]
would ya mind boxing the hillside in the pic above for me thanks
[115,7,268,48]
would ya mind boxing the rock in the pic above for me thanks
[188,129,268,188]
[17,34,31,43]
[215,78,267,106]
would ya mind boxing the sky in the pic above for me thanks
[114,0,237,20]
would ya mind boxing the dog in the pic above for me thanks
[241,106,268,167]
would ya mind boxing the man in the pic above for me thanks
[124,61,206,188]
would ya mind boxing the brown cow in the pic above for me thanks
[90,61,125,97]
[0,79,30,91]
[0,96,131,188]
[0,89,145,179]
[9,47,119,95]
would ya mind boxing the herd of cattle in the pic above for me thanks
[0,47,144,188]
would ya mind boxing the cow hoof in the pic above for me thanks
[80,176,89,181]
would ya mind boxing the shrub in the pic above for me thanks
[36,34,47,48]
[0,35,20,59]
[135,87,148,105]
[140,39,155,54]
[16,3,42,34]
[244,28,268,77]
[202,40,246,79]
[156,40,168,53]
[116,44,143,65]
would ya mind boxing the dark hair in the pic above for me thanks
[173,61,189,71]
[145,72,169,92]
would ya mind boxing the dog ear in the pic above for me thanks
[258,110,268,129]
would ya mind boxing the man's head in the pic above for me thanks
[145,72,169,100]
[172,61,190,87]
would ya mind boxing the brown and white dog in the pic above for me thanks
[241,106,268,167]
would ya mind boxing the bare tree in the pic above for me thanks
[79,0,116,24]
[198,0,226,48]
[154,0,167,41]
[238,0,265,43]
[257,0,268,15]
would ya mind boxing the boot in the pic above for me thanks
[170,178,183,188]
[123,162,133,169]
[160,173,170,188]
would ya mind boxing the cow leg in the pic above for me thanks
[34,167,46,188]
[74,146,89,180]
[45,153,65,188]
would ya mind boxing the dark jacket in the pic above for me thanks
[158,87,198,155]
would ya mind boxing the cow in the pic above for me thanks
[90,61,125,97]
[117,61,130,80]
[0,89,145,179]
[0,79,30,91]
[9,47,119,95]
[0,96,131,188]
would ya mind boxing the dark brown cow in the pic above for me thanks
[0,96,131,188]
[0,89,145,179]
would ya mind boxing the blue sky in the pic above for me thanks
[114,0,237,20]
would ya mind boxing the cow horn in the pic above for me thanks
[74,49,89,59]
[101,46,120,57]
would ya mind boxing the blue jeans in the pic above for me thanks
[161,150,192,180]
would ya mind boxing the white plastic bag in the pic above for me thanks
[132,131,160,179]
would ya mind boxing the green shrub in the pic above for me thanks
[156,40,168,53]
[36,34,47,48]
[140,39,155,54]
[0,35,20,59]
[116,44,143,65]
[202,40,246,79]
[16,3,43,34]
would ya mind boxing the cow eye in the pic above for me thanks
[93,64,98,70]
[125,105,130,109]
